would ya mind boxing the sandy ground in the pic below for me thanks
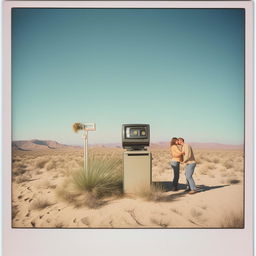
[12,147,244,228]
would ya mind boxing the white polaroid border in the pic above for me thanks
[3,1,253,256]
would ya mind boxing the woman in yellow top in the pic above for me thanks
[170,137,184,191]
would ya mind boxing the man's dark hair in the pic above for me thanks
[178,137,184,142]
[170,137,178,146]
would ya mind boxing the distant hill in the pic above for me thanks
[150,142,243,150]
[12,140,80,151]
[12,140,243,151]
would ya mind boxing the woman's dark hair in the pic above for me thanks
[170,137,178,146]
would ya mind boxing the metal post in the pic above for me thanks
[85,130,88,171]
[83,129,88,171]
[76,123,95,171]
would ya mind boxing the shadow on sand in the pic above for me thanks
[152,182,230,202]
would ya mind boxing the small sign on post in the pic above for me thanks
[73,122,96,171]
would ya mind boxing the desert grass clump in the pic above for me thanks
[72,154,122,198]
[16,173,32,184]
[223,160,234,169]
[221,211,244,228]
[45,160,57,171]
[35,157,48,169]
[137,184,166,201]
[206,163,215,170]
[29,197,53,211]
[12,168,27,177]
[199,167,208,175]
[57,180,103,209]
[56,180,82,203]
[212,157,220,164]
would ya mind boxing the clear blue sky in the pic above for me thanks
[12,8,244,145]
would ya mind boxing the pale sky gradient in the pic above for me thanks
[12,8,244,145]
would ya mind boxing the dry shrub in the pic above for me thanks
[56,180,82,202]
[199,167,207,175]
[221,211,244,228]
[197,159,204,164]
[56,180,106,208]
[223,160,234,169]
[12,161,26,169]
[35,157,48,169]
[45,160,57,170]
[237,157,243,163]
[212,157,220,164]
[36,170,43,175]
[206,163,215,170]
[29,197,53,210]
[16,173,32,184]
[234,166,244,173]
[13,168,27,177]
[136,184,166,201]
[37,179,56,189]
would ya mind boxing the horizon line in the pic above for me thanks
[12,139,244,147]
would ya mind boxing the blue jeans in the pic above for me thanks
[170,161,180,188]
[185,163,196,191]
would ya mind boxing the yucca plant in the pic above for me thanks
[72,154,123,198]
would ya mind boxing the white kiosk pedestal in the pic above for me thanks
[123,150,152,194]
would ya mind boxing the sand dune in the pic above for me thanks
[12,147,244,228]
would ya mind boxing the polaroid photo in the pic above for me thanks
[2,1,253,255]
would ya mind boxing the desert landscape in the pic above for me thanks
[12,140,244,228]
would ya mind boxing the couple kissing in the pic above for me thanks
[170,137,197,194]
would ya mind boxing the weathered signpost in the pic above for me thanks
[73,122,96,170]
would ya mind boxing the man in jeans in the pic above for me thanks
[178,138,198,194]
